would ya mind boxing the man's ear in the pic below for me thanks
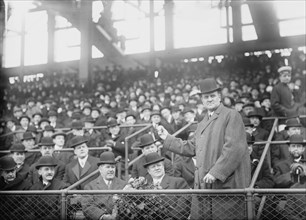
[38,168,42,176]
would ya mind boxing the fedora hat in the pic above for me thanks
[39,137,55,147]
[107,119,119,128]
[21,131,35,141]
[125,111,136,119]
[97,151,117,165]
[198,78,222,95]
[52,131,67,138]
[0,157,17,171]
[70,136,88,148]
[35,156,57,169]
[27,125,37,133]
[19,115,30,122]
[246,133,255,145]
[44,125,55,132]
[32,112,43,118]
[143,152,164,168]
[182,107,195,115]
[10,143,27,153]
[285,118,302,129]
[48,110,57,117]
[138,134,157,148]
[150,110,161,118]
[141,105,151,112]
[288,134,306,145]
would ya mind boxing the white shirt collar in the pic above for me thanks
[78,155,88,168]
[152,174,165,186]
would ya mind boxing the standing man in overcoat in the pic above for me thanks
[157,78,251,220]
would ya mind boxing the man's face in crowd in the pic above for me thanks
[172,111,181,120]
[84,122,94,129]
[245,126,254,135]
[243,106,255,116]
[261,99,271,109]
[147,161,165,179]
[250,116,261,127]
[91,110,100,119]
[74,143,89,159]
[1,168,17,182]
[14,110,22,118]
[40,145,54,157]
[40,121,50,130]
[38,166,55,182]
[201,91,221,112]
[125,116,136,125]
[49,116,57,123]
[11,152,25,165]
[43,131,54,137]
[73,129,84,136]
[142,144,157,155]
[53,135,65,147]
[184,112,195,123]
[151,115,161,124]
[109,125,120,136]
[287,127,301,136]
[33,115,42,124]
[161,108,171,119]
[279,72,291,84]
[289,144,305,158]
[20,118,29,128]
[22,139,35,150]
[99,164,116,181]
[142,109,151,118]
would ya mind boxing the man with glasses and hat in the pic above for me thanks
[82,151,126,220]
[131,133,173,180]
[28,137,65,186]
[0,156,31,190]
[10,143,30,180]
[157,78,251,219]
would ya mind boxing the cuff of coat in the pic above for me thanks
[209,170,227,182]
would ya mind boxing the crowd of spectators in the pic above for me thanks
[0,49,306,219]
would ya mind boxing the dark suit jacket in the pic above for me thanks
[82,176,126,220]
[148,174,191,220]
[16,163,30,180]
[28,157,66,185]
[63,155,100,190]
[53,148,74,164]
[0,175,31,190]
[253,126,269,141]
[173,155,195,188]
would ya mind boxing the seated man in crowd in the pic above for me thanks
[28,137,65,185]
[271,118,306,171]
[63,136,100,190]
[21,131,40,166]
[10,143,30,180]
[247,108,270,141]
[52,131,74,164]
[273,134,306,188]
[246,133,274,188]
[0,156,31,190]
[131,133,173,180]
[143,152,191,219]
[82,151,126,220]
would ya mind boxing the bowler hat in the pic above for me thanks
[44,125,55,132]
[182,107,194,115]
[82,105,92,111]
[71,112,82,120]
[143,152,164,168]
[27,125,37,133]
[107,119,119,128]
[243,102,255,109]
[48,110,57,117]
[246,133,255,145]
[171,105,181,112]
[52,131,67,138]
[21,132,35,141]
[150,110,161,118]
[91,107,101,113]
[138,134,157,148]
[288,134,306,145]
[71,120,84,130]
[39,137,55,146]
[35,156,57,169]
[243,117,254,127]
[84,116,95,123]
[285,118,302,129]
[19,115,30,122]
[247,109,264,119]
[13,107,22,113]
[141,105,151,112]
[32,112,43,118]
[0,157,17,171]
[97,151,117,165]
[38,118,50,125]
[10,143,27,153]
[278,66,292,74]
[70,136,88,148]
[125,111,136,119]
[198,78,221,94]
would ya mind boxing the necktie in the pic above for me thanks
[107,181,111,189]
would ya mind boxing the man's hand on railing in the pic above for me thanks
[156,125,169,140]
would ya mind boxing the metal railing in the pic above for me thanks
[1,188,305,220]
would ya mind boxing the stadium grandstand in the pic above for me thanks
[0,0,305,220]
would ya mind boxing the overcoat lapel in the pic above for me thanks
[200,111,220,134]
[72,162,80,180]
[160,175,170,189]
[81,161,91,177]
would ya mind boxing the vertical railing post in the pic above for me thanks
[246,188,254,220]
[61,190,67,220]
